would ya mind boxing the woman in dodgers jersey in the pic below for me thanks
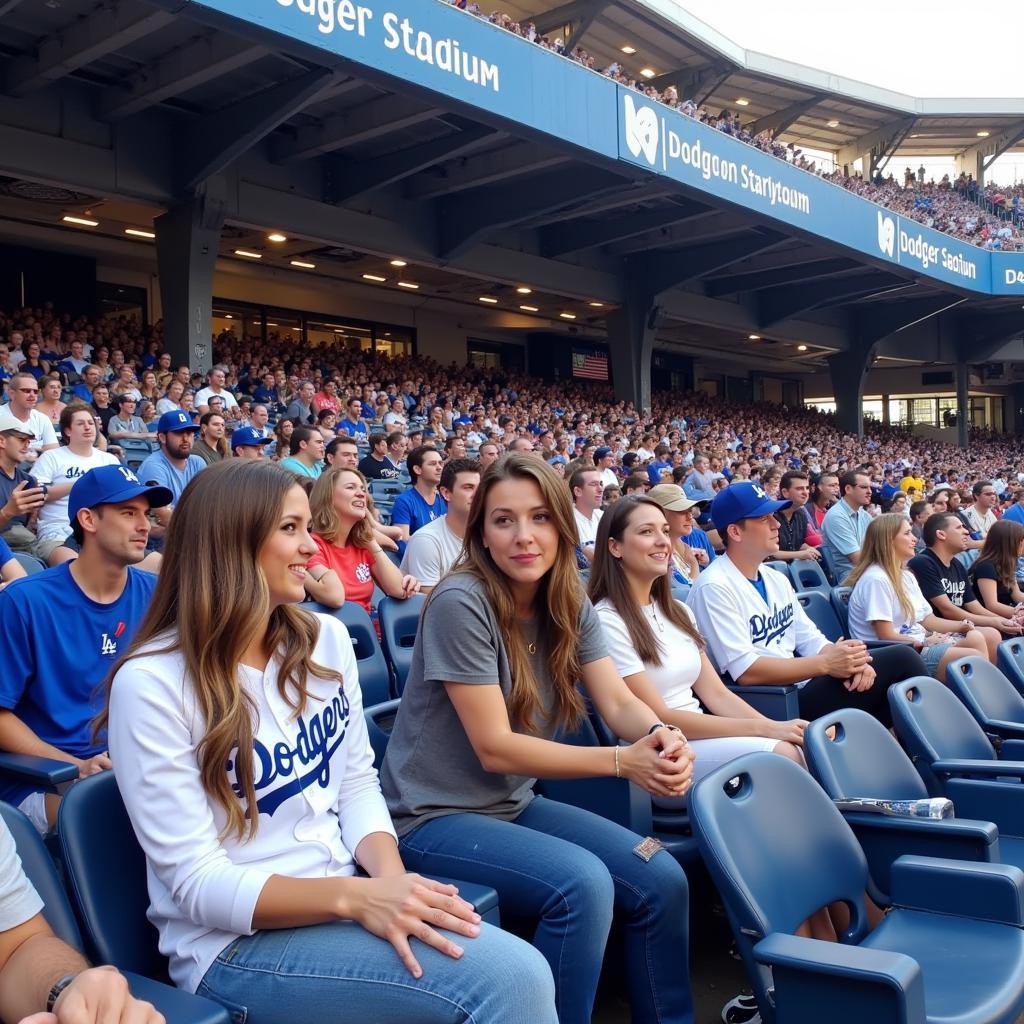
[100,460,556,1024]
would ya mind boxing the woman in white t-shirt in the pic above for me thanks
[845,513,991,679]
[588,496,808,793]
[99,460,556,1024]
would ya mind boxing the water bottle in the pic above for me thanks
[834,797,954,819]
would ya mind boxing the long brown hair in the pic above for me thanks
[439,452,585,733]
[844,513,915,619]
[97,460,343,841]
[309,465,375,548]
[977,519,1024,590]
[587,497,704,666]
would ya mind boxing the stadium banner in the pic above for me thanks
[174,0,619,158]
[616,85,992,293]
[991,252,1024,295]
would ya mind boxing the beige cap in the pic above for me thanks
[647,484,707,512]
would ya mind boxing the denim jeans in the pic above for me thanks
[400,795,693,1024]
[196,918,556,1024]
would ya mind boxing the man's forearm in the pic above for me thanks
[0,927,88,1022]
[0,709,81,766]
[736,653,826,686]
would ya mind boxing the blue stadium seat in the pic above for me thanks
[763,560,792,584]
[805,709,1024,903]
[368,479,405,503]
[999,638,1024,699]
[692,752,1024,1024]
[796,590,843,643]
[52,775,230,1024]
[119,438,157,470]
[670,582,691,604]
[789,558,831,596]
[955,549,980,569]
[946,656,1024,742]
[817,545,837,585]
[378,594,425,696]
[304,602,392,706]
[12,551,46,575]
[830,585,852,634]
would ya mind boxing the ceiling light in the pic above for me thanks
[478,296,499,304]
[588,301,605,308]
[516,286,532,294]
[797,344,808,352]
[748,334,761,340]
[621,45,636,54]
[223,314,233,319]
[62,215,98,227]
[397,281,419,289]
[909,134,919,138]
[977,130,990,138]
[559,312,577,320]
[234,249,262,259]
[735,98,749,106]
[124,228,155,239]
[290,259,316,269]
[266,322,278,327]
[519,304,539,312]
[827,120,840,128]
[267,232,287,243]
[362,273,387,282]
[389,259,407,267]
[639,68,656,79]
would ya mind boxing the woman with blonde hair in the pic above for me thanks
[846,513,994,678]
[381,453,695,1024]
[101,459,556,1024]
[303,464,419,611]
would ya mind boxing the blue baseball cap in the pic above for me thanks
[231,426,273,449]
[157,410,199,434]
[68,465,173,524]
[710,481,791,532]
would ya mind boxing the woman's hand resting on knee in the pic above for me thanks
[350,875,482,979]
[619,733,695,799]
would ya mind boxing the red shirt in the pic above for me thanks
[309,534,375,612]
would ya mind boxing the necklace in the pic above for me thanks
[649,604,665,634]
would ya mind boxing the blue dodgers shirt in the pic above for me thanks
[0,563,157,804]
[390,488,447,554]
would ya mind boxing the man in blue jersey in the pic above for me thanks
[390,445,447,546]
[0,465,171,832]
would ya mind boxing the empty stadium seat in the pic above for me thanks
[378,594,425,696]
[946,656,1024,742]
[690,751,1024,1024]
[831,585,852,634]
[817,546,837,585]
[997,638,1024,698]
[763,560,792,583]
[305,601,392,706]
[789,558,831,596]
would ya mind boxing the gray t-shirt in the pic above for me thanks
[0,819,43,930]
[381,573,607,837]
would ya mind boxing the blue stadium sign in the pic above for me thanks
[173,0,1022,298]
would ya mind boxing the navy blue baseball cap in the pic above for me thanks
[710,481,791,532]
[231,426,273,449]
[68,465,173,524]
[157,409,200,434]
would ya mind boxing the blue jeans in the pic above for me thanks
[400,796,693,1024]
[197,918,555,1024]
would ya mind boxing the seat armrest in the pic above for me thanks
[999,739,1024,759]
[975,721,1024,742]
[754,933,926,1024]
[890,855,1024,925]
[0,751,79,788]
[537,774,653,835]
[932,758,1024,779]
[842,811,997,846]
[121,972,230,1024]
[724,683,801,721]
[864,639,915,649]
[946,777,1024,839]
[423,876,499,926]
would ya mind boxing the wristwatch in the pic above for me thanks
[648,723,683,736]
[47,974,76,1012]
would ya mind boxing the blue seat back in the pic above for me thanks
[378,594,425,696]
[764,560,792,584]
[12,552,47,575]
[670,582,691,604]
[368,479,405,502]
[946,656,1024,732]
[888,677,997,794]
[790,558,831,595]
[805,709,928,801]
[57,771,167,979]
[364,698,401,771]
[796,590,843,643]
[305,602,392,707]
[817,545,837,585]
[0,801,82,948]
[830,586,852,634]
[998,638,1024,698]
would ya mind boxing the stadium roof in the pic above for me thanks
[501,0,1024,162]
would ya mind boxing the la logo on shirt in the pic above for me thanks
[101,621,126,655]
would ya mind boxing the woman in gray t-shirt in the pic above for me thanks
[381,453,695,1024]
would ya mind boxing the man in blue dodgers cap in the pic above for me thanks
[231,425,274,460]
[0,465,172,833]
[137,409,205,535]
[687,481,925,726]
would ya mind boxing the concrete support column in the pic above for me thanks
[955,361,970,448]
[882,393,890,426]
[154,180,225,376]
[827,348,870,437]
[605,280,656,414]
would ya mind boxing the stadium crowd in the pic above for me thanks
[3,299,1024,1024]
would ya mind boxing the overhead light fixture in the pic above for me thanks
[62,215,99,227]
[735,98,749,106]
[516,286,532,294]
[234,249,262,259]
[519,304,539,312]
[748,334,761,340]
[223,314,233,319]
[977,130,990,138]
[389,259,407,267]
[266,322,278,327]
[124,227,155,239]
[362,273,387,282]
[267,232,287,243]
[797,344,808,352]
[397,281,419,289]
[559,312,577,320]
[621,45,636,54]
[588,301,605,308]
[909,134,919,138]
[478,296,499,304]
[639,68,656,79]
[827,120,840,128]
[290,259,316,269]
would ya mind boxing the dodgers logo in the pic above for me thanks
[877,211,896,258]
[355,562,372,584]
[623,93,659,167]
[749,603,795,647]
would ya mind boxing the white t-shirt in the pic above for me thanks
[106,615,394,993]
[574,506,603,548]
[30,447,119,540]
[400,515,464,586]
[687,554,829,685]
[1,407,58,453]
[595,598,702,714]
[847,565,929,643]
[194,386,238,410]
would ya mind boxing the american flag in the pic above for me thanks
[572,351,608,381]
